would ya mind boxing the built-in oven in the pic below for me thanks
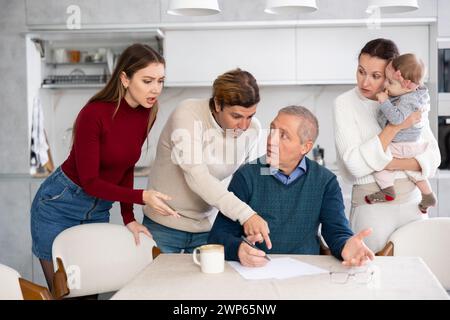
[438,48,450,93]
[438,42,450,169]
[438,116,450,169]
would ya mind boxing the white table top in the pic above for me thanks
[111,254,449,300]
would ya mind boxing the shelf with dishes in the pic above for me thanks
[41,47,115,89]
[41,83,106,89]
[50,48,111,64]
[46,62,108,67]
[42,69,109,89]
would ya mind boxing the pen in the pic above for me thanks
[241,235,271,261]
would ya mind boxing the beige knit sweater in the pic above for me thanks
[143,98,262,232]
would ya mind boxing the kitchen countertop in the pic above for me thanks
[0,171,151,180]
[1,167,449,180]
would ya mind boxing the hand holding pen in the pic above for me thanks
[241,236,271,261]
[238,235,271,267]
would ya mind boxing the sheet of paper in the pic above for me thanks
[228,257,329,280]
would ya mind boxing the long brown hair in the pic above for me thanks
[73,43,165,142]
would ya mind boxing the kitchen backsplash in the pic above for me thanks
[40,84,353,171]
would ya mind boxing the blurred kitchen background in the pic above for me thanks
[1,0,450,285]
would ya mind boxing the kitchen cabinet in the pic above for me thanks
[438,0,450,38]
[438,171,450,217]
[25,31,161,169]
[25,0,161,26]
[165,25,430,86]
[296,26,430,84]
[0,178,32,281]
[164,28,297,86]
[31,31,162,90]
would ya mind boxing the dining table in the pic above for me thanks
[111,253,449,300]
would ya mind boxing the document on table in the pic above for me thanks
[228,257,328,280]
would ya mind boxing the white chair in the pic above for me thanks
[0,263,52,300]
[52,223,160,299]
[377,217,450,290]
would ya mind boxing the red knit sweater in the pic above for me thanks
[61,98,151,225]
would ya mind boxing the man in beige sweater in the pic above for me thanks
[143,69,272,253]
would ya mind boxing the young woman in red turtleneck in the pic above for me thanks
[30,44,178,290]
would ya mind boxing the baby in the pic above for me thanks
[365,53,437,213]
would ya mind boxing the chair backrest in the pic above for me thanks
[0,264,53,300]
[388,217,450,290]
[0,264,23,300]
[52,223,157,298]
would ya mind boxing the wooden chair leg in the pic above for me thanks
[319,237,332,256]
[19,278,53,300]
[52,257,70,299]
[152,246,161,259]
[376,241,394,256]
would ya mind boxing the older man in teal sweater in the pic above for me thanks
[208,106,374,267]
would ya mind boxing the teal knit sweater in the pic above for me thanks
[208,156,353,261]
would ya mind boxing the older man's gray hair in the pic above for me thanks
[279,106,319,143]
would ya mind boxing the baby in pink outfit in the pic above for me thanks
[365,53,437,214]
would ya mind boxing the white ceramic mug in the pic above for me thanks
[193,244,224,274]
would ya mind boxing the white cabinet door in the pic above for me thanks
[164,29,297,86]
[438,0,450,37]
[0,179,33,281]
[297,26,429,84]
[438,174,450,217]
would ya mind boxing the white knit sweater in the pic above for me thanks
[144,98,261,233]
[333,87,440,186]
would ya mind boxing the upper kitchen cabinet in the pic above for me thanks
[25,31,162,167]
[164,28,296,86]
[26,30,162,90]
[438,0,450,37]
[297,26,430,84]
[25,0,161,27]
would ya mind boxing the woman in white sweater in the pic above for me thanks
[333,39,441,253]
